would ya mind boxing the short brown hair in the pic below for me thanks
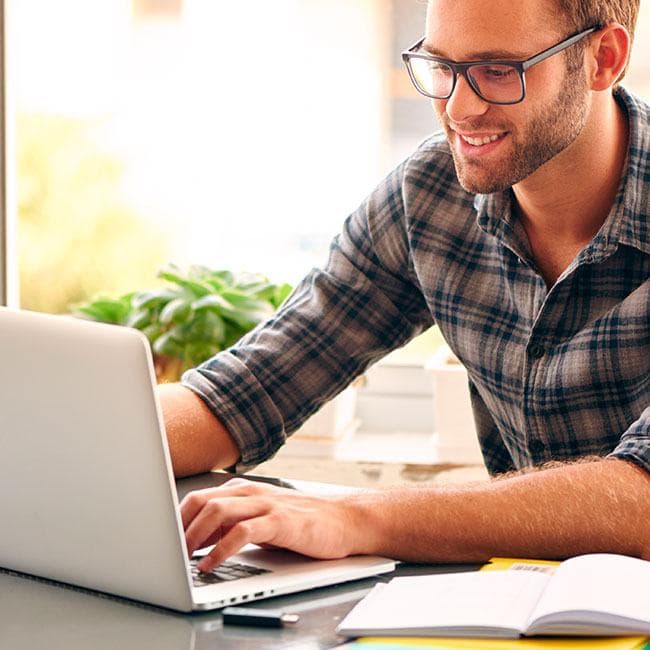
[552,0,640,80]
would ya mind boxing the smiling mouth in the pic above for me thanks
[449,124,509,148]
[459,133,506,146]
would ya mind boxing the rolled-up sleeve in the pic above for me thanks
[182,161,433,469]
[609,406,650,474]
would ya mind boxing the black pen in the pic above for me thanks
[222,606,300,628]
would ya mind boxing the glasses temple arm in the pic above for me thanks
[522,25,602,71]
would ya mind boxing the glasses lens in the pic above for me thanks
[467,64,523,103]
[408,57,454,98]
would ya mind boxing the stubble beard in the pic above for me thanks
[444,65,590,195]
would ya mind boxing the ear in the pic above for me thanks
[586,23,631,91]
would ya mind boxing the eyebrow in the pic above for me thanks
[421,42,530,61]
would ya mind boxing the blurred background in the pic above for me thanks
[3,0,648,474]
[9,0,649,316]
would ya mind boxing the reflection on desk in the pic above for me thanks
[0,567,374,650]
[0,570,195,650]
[0,563,478,650]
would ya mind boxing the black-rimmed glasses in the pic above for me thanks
[402,25,602,105]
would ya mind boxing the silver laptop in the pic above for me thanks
[0,307,395,612]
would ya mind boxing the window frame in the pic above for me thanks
[0,0,7,305]
[0,0,17,307]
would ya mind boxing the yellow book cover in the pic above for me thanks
[350,636,648,649]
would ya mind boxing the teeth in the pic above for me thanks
[461,133,502,146]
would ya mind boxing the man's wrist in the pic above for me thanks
[339,491,391,557]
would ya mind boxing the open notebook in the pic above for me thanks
[337,554,650,639]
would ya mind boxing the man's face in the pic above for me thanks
[425,0,590,194]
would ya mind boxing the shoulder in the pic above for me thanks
[393,132,478,238]
[401,132,475,212]
[404,131,455,183]
[359,131,477,249]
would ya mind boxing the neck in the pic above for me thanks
[513,92,629,247]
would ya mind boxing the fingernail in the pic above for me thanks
[197,560,212,572]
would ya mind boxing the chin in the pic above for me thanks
[453,162,514,195]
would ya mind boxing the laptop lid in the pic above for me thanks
[0,308,395,612]
[0,307,194,611]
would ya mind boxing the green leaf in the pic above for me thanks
[131,288,179,311]
[159,297,192,325]
[75,298,130,324]
[158,266,211,298]
[221,290,273,311]
[271,283,293,308]
[181,311,226,344]
[223,323,251,348]
[191,294,255,329]
[71,263,293,362]
[76,304,111,322]
[204,277,228,293]
[202,311,226,344]
[125,309,153,330]
[220,291,274,324]
[185,341,218,367]
[140,323,164,344]
[152,331,184,358]
[248,283,276,301]
[205,269,235,286]
[191,294,235,313]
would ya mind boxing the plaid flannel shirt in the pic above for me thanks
[183,88,649,475]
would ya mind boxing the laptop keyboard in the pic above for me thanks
[190,559,272,587]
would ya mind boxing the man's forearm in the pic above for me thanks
[349,458,650,562]
[157,383,240,477]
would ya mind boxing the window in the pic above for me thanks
[3,1,650,315]
[9,1,405,313]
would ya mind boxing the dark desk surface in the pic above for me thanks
[0,472,478,650]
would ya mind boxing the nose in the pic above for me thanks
[444,73,490,123]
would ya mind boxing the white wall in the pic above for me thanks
[12,0,390,284]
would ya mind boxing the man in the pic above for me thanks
[159,0,649,573]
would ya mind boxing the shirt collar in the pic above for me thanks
[474,87,650,258]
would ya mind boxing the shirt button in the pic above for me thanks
[530,439,545,455]
[529,344,545,359]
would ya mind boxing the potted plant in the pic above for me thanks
[75,264,293,383]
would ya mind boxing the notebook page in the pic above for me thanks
[527,554,650,634]
[338,570,550,636]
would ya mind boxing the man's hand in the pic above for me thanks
[181,478,360,572]
[180,459,650,571]
[158,383,241,477]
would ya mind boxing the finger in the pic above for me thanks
[180,481,286,529]
[180,487,224,530]
[196,523,234,552]
[185,496,270,558]
[197,515,277,572]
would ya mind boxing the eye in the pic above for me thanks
[471,65,518,84]
[484,67,515,79]
[426,61,453,75]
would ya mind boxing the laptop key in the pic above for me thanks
[191,560,272,587]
